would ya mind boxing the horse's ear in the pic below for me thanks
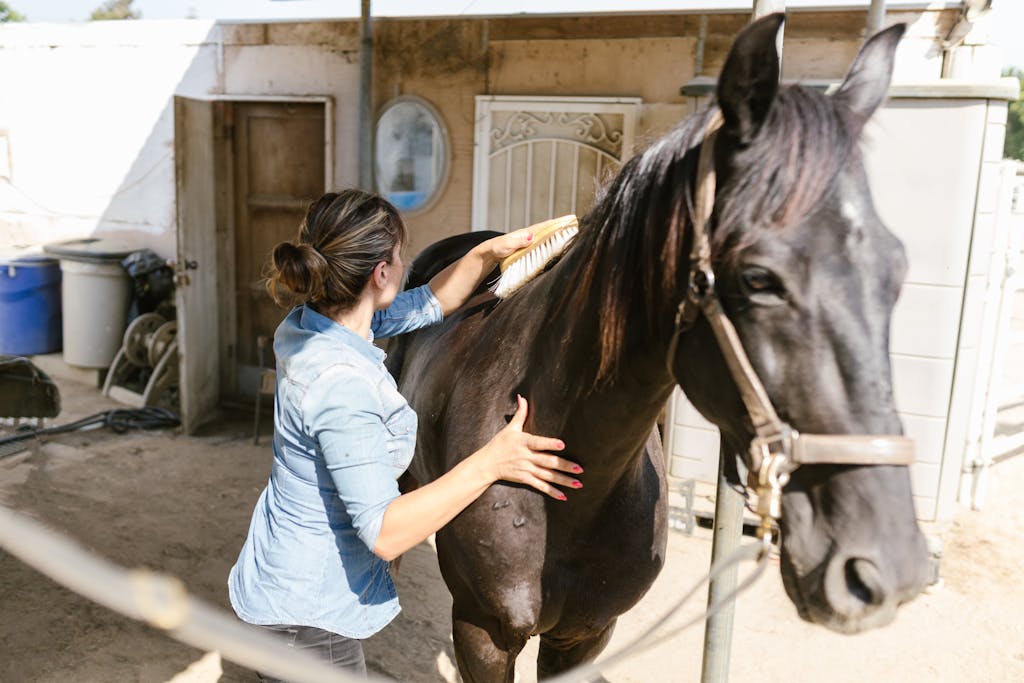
[716,13,785,144]
[832,23,906,132]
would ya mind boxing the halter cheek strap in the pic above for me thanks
[667,111,915,546]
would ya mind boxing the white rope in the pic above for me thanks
[0,504,383,683]
[544,542,770,683]
[0,500,769,683]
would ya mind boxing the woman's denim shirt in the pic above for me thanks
[229,285,443,638]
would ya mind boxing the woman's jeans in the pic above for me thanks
[257,624,366,681]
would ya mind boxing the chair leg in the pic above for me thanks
[253,388,262,446]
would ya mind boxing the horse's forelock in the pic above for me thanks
[713,86,855,262]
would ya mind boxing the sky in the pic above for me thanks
[12,0,1024,69]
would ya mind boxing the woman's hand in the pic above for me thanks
[473,395,583,500]
[374,394,580,561]
[429,228,534,316]
[480,228,534,264]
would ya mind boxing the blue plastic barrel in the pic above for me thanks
[0,254,62,355]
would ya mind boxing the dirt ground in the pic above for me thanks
[1,378,1022,683]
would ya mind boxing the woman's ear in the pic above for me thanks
[371,260,389,289]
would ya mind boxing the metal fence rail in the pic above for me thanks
[962,161,1024,509]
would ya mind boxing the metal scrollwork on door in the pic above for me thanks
[489,111,625,158]
[472,97,640,231]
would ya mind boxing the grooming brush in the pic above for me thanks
[492,214,579,299]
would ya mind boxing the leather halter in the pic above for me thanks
[667,111,915,534]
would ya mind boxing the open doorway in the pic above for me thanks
[174,96,331,433]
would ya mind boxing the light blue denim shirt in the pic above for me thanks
[228,284,443,638]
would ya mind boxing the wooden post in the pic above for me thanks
[358,0,373,191]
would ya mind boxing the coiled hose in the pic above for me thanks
[0,407,180,459]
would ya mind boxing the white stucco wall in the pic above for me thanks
[0,20,360,259]
[0,21,216,257]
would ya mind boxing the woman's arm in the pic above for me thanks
[427,229,533,316]
[372,396,581,561]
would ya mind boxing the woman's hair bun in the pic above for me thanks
[267,241,328,305]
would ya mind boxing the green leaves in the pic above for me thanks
[0,2,26,22]
[1004,68,1024,161]
[89,0,140,21]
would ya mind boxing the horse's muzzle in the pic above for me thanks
[782,534,929,634]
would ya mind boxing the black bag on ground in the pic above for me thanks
[0,355,61,419]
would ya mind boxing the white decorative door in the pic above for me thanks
[472,96,640,231]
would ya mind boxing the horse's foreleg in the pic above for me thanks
[536,621,616,681]
[452,609,528,683]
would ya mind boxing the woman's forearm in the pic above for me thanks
[372,395,578,561]
[373,457,490,561]
[426,243,495,316]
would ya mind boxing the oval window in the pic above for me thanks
[375,97,449,213]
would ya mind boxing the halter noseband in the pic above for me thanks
[668,111,915,546]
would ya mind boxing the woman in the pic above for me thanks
[228,190,582,679]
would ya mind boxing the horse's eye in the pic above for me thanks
[740,267,785,300]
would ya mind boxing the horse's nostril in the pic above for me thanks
[844,558,884,606]
[823,554,888,618]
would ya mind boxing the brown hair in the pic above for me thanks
[266,190,408,311]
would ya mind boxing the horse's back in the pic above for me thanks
[387,231,502,383]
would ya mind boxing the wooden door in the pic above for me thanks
[174,96,223,433]
[230,101,326,396]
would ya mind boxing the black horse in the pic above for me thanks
[388,15,929,681]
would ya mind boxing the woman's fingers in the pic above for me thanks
[527,465,581,489]
[508,394,529,431]
[505,228,534,252]
[489,229,534,260]
[525,435,568,456]
[522,475,569,501]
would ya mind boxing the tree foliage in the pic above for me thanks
[1005,68,1024,162]
[0,1,26,22]
[89,0,140,21]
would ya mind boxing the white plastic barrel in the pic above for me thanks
[56,257,131,368]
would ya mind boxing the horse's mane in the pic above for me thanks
[556,85,856,385]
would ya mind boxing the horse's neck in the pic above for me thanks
[528,248,678,473]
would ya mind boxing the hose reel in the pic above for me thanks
[102,313,178,408]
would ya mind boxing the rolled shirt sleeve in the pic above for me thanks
[371,284,444,339]
[303,365,400,552]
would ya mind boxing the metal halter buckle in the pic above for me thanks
[688,266,716,304]
[750,429,795,554]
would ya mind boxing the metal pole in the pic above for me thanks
[358,0,373,191]
[701,6,784,681]
[866,0,886,36]
[699,445,746,683]
[753,0,786,17]
[753,0,785,67]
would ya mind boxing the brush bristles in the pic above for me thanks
[492,224,579,299]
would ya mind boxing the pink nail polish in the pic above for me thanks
[571,480,583,489]
[557,440,566,450]
[557,492,567,501]
[572,465,583,474]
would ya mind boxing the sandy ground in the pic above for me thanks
[1,379,1023,683]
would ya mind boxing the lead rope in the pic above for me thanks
[544,539,772,683]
